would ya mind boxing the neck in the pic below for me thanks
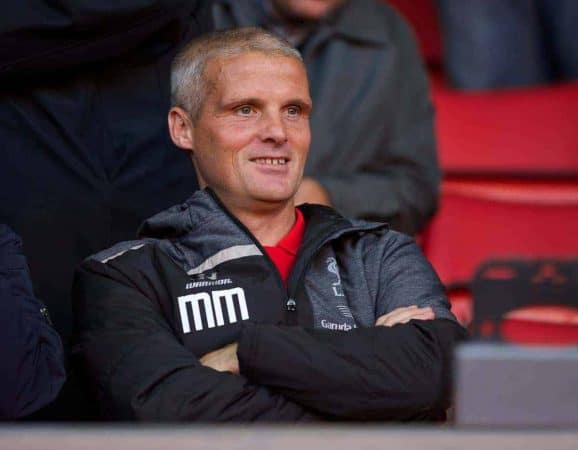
[228,199,297,247]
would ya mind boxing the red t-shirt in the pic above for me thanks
[263,209,305,286]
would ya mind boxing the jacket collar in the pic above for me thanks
[138,188,388,274]
[202,188,387,251]
[297,202,387,255]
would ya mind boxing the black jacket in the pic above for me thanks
[73,190,466,421]
[0,225,65,419]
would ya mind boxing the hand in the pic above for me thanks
[199,342,239,374]
[294,178,332,206]
[375,305,435,327]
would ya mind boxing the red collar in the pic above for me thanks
[274,208,305,256]
[263,209,306,285]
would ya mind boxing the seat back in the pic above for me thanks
[432,76,578,175]
[425,179,578,288]
[471,259,578,343]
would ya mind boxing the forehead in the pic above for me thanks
[204,52,310,102]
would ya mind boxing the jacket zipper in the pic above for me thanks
[205,190,291,319]
[286,221,389,326]
[286,240,329,325]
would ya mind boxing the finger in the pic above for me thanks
[388,309,435,326]
[379,307,434,327]
[395,310,436,325]
[375,305,418,326]
[375,306,418,326]
[384,307,430,324]
[199,352,213,366]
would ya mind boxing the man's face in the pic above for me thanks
[190,52,312,211]
[272,0,346,21]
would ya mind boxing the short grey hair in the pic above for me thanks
[171,27,304,121]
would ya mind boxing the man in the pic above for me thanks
[1,225,65,419]
[73,28,465,421]
[209,0,440,235]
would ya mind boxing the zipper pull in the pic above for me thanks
[286,298,297,312]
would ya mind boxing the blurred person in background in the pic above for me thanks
[437,0,578,90]
[0,1,209,418]
[209,0,440,236]
[73,28,465,422]
[1,225,65,420]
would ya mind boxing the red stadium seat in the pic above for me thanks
[472,259,578,345]
[502,306,578,345]
[423,179,578,332]
[432,74,578,176]
[425,179,578,286]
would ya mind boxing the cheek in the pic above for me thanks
[290,124,311,155]
[218,122,254,147]
[210,127,254,169]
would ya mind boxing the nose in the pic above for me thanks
[258,111,287,145]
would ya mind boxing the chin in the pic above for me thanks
[246,179,297,200]
[278,0,341,21]
[255,194,294,205]
[251,188,296,205]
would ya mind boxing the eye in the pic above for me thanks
[286,105,301,117]
[236,105,254,116]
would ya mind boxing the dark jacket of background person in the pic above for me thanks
[0,0,208,418]
[73,189,465,421]
[0,225,65,419]
[211,0,440,235]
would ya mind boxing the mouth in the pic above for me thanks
[250,157,290,166]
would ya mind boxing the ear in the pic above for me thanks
[168,106,195,151]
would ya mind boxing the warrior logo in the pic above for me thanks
[177,287,249,333]
[326,257,345,297]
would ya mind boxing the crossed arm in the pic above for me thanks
[200,305,435,373]
[197,236,465,420]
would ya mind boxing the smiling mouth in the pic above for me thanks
[251,157,289,166]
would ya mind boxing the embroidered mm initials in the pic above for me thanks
[177,287,249,333]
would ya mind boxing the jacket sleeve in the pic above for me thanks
[238,319,465,421]
[237,234,467,421]
[0,225,65,419]
[316,11,440,235]
[73,259,317,422]
[0,0,204,77]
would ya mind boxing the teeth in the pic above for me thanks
[254,158,287,165]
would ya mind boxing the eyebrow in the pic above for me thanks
[287,98,313,111]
